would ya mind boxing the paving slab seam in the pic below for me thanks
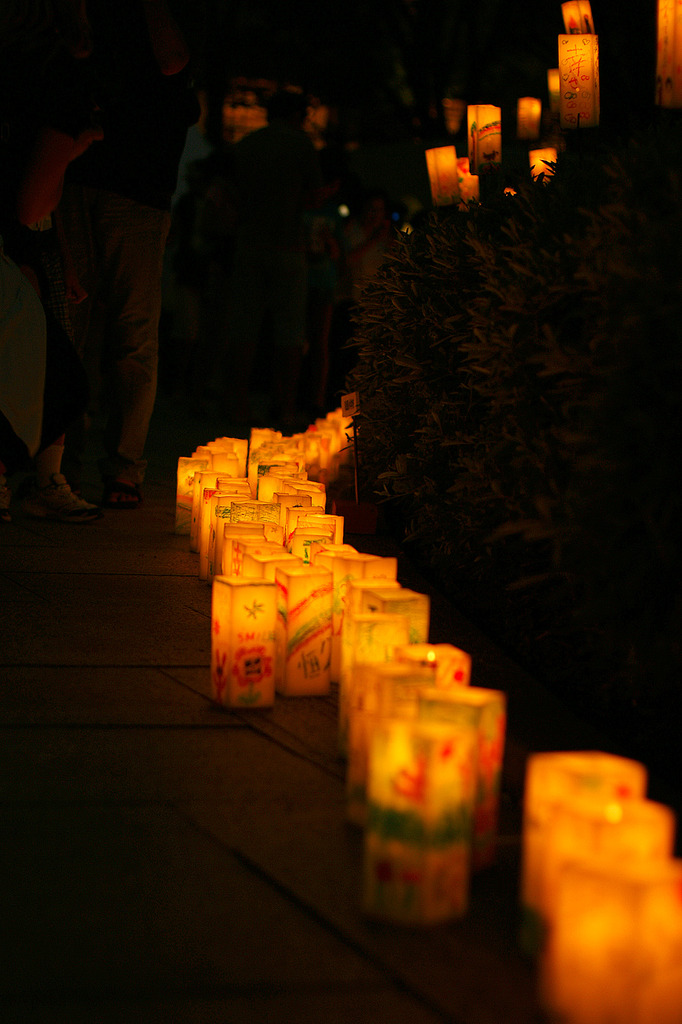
[171,806,468,1024]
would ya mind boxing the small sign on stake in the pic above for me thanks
[333,392,378,534]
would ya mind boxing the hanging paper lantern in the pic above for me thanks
[656,0,682,107]
[425,145,460,207]
[516,97,542,139]
[558,33,600,128]
[467,104,502,175]
[561,0,594,33]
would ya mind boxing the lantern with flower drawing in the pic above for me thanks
[275,563,333,696]
[211,576,277,708]
[363,717,477,924]
[520,750,648,956]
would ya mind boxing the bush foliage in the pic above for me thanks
[346,125,682,768]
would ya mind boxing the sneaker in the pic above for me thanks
[0,482,11,523]
[22,473,102,522]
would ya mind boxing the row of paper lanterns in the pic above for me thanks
[174,412,682,1020]
[174,411,509,928]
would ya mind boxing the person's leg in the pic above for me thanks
[92,191,171,499]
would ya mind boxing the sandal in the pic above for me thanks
[101,479,142,509]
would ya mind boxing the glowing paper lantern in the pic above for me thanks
[346,661,435,826]
[395,642,472,688]
[529,147,557,182]
[425,145,460,207]
[358,585,430,645]
[362,717,477,925]
[538,795,677,1014]
[211,576,277,707]
[175,457,208,534]
[338,610,410,757]
[275,563,333,695]
[520,750,648,956]
[656,0,682,107]
[242,549,301,580]
[516,96,542,139]
[295,512,344,545]
[558,34,600,128]
[273,490,311,528]
[289,525,335,565]
[561,0,594,33]
[541,857,682,1024]
[418,685,507,870]
[467,104,501,175]
[220,522,265,576]
[456,157,480,205]
[190,470,215,553]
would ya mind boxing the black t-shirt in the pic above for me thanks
[65,0,199,210]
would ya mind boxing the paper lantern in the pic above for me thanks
[210,450,240,476]
[275,563,333,696]
[198,484,220,581]
[362,717,477,925]
[418,685,507,870]
[295,512,344,545]
[529,147,557,182]
[273,491,311,528]
[538,795,676,1013]
[242,549,302,580]
[540,857,682,1024]
[211,576,277,707]
[314,547,396,684]
[395,642,472,688]
[456,157,480,205]
[467,104,502,175]
[338,610,410,757]
[289,525,335,565]
[561,0,594,33]
[656,0,682,107]
[346,661,435,826]
[175,457,208,535]
[547,68,561,113]
[189,470,214,553]
[210,489,254,582]
[425,145,460,207]
[558,33,600,128]
[520,750,648,956]
[230,536,283,577]
[220,522,265,576]
[358,586,430,645]
[516,96,542,140]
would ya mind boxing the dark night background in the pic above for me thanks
[178,0,658,146]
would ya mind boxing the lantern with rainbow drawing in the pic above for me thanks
[211,576,277,708]
[275,563,333,696]
[362,717,477,925]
